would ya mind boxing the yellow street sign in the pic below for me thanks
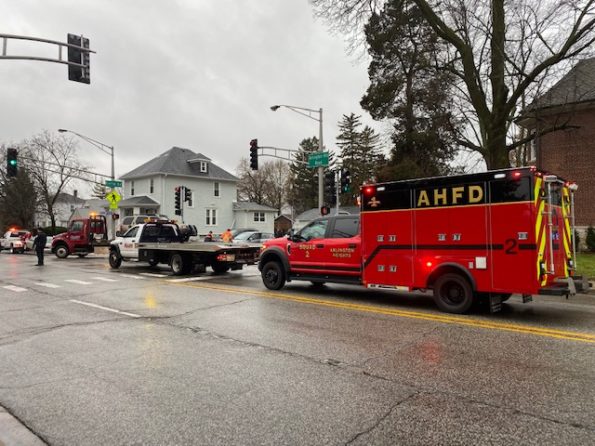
[105,190,121,205]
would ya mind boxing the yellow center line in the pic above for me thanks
[163,280,595,344]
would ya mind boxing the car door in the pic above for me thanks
[287,219,329,273]
[120,226,140,258]
[322,217,361,277]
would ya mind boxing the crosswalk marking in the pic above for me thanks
[167,277,214,283]
[118,274,146,280]
[34,282,61,288]
[3,285,27,292]
[91,277,118,282]
[69,299,141,318]
[139,273,169,278]
[65,279,93,285]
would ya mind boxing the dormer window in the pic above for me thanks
[200,161,207,173]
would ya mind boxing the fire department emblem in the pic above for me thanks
[368,197,381,208]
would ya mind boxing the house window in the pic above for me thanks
[214,182,220,197]
[206,209,217,226]
[150,179,154,194]
[254,212,265,222]
[200,161,207,173]
[131,181,135,196]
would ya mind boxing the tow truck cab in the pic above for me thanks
[51,214,109,259]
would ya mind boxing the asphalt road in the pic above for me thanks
[0,251,594,445]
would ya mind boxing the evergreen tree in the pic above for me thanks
[0,168,37,230]
[361,0,458,181]
[336,113,384,205]
[288,137,320,215]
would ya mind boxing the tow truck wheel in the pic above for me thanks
[54,244,70,259]
[211,261,230,274]
[170,254,190,275]
[108,250,122,269]
[433,273,474,314]
[262,261,286,290]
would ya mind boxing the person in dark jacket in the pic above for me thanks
[33,228,47,266]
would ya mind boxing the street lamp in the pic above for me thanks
[58,129,116,237]
[270,104,324,209]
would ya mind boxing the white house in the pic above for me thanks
[232,202,277,233]
[119,146,275,235]
[33,192,85,228]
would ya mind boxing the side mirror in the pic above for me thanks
[115,231,122,237]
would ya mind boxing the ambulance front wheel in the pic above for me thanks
[262,261,286,290]
[433,273,474,314]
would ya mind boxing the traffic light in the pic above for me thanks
[324,170,336,205]
[340,168,352,193]
[184,187,192,203]
[67,33,91,84]
[174,187,182,215]
[320,205,330,216]
[249,139,259,170]
[6,148,17,177]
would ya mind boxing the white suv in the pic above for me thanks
[0,229,29,254]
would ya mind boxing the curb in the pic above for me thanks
[0,405,46,445]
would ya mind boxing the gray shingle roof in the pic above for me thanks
[118,196,160,207]
[120,147,238,181]
[530,58,595,110]
[233,202,278,212]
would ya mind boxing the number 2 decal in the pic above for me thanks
[504,239,518,254]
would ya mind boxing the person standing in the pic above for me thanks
[204,231,214,242]
[33,228,47,266]
[221,228,233,243]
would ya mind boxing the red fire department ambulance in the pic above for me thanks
[258,167,584,313]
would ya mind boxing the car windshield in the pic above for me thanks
[234,231,257,241]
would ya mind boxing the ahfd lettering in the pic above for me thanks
[417,185,484,208]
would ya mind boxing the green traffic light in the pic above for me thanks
[9,160,16,166]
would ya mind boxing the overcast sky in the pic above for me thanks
[1,0,389,196]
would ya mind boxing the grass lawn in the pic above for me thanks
[577,252,595,280]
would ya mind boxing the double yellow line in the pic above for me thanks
[168,281,595,344]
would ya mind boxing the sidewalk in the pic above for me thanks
[0,405,46,445]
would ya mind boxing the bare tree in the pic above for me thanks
[312,0,595,168]
[20,130,87,232]
[236,159,291,212]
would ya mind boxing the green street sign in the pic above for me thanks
[105,180,122,188]
[308,152,329,168]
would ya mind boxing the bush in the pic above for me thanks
[587,226,595,252]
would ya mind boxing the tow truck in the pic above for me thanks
[258,167,587,314]
[51,214,109,258]
[109,220,261,275]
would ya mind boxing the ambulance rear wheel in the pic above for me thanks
[433,273,474,314]
[262,261,286,290]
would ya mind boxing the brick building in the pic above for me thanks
[518,58,595,229]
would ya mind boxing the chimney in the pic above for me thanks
[74,190,78,198]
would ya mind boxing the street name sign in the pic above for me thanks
[308,152,329,168]
[105,180,123,188]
